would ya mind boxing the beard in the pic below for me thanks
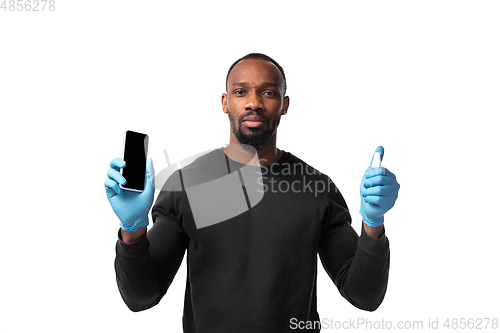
[227,106,281,152]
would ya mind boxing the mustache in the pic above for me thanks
[239,112,268,122]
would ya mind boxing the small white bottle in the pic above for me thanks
[372,152,382,169]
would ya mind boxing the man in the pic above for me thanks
[105,53,400,332]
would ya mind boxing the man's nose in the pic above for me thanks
[245,92,263,110]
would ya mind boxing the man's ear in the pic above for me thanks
[281,96,290,115]
[221,93,228,114]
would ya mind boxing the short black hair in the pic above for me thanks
[225,53,287,95]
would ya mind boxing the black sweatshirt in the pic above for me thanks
[115,148,390,333]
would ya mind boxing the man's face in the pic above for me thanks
[222,59,289,152]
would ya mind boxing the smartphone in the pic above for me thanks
[120,130,149,192]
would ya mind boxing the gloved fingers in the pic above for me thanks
[363,191,398,208]
[363,195,382,205]
[107,168,126,186]
[363,167,398,188]
[361,185,393,197]
[143,158,155,194]
[365,166,395,179]
[363,175,393,189]
[105,178,122,197]
[146,158,154,180]
[110,157,126,171]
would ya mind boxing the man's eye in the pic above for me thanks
[263,91,276,96]
[234,90,245,95]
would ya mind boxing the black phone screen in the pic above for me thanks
[122,130,148,191]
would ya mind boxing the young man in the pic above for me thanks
[105,53,400,332]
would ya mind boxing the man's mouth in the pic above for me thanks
[243,115,266,128]
[243,120,265,128]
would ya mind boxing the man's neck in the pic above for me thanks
[259,146,283,166]
[223,144,283,166]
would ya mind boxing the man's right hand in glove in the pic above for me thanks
[105,157,155,243]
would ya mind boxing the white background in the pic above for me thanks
[1,1,499,332]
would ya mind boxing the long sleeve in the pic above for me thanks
[318,179,390,311]
[114,148,391,330]
[114,185,190,312]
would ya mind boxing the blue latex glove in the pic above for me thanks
[359,146,400,227]
[105,157,155,231]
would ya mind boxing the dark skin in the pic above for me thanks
[221,59,289,167]
[122,59,382,243]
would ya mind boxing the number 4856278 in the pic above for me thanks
[1,0,56,11]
